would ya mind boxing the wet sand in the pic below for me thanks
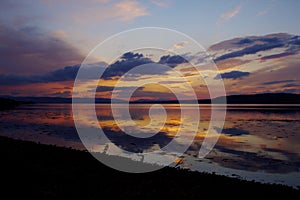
[0,136,299,199]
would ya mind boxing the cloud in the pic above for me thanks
[217,5,241,25]
[173,41,188,49]
[102,52,153,80]
[112,0,149,21]
[101,52,188,80]
[158,55,188,67]
[95,86,115,93]
[214,127,250,136]
[290,35,300,45]
[271,89,298,94]
[121,52,144,60]
[257,36,300,61]
[0,66,78,85]
[256,3,274,17]
[260,52,296,61]
[0,0,148,26]
[0,62,107,85]
[0,25,84,75]
[222,6,241,20]
[49,90,72,98]
[36,0,149,26]
[234,38,254,45]
[214,40,285,62]
[53,0,149,22]
[215,71,250,80]
[283,83,299,87]
[263,80,295,85]
[94,86,145,93]
[210,33,293,52]
[214,58,250,70]
[0,50,190,86]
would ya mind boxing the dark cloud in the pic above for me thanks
[0,49,189,85]
[102,52,153,80]
[93,86,145,93]
[283,83,300,87]
[214,42,284,62]
[273,89,298,93]
[49,91,71,98]
[158,55,188,67]
[290,36,300,45]
[214,71,250,80]
[214,34,300,62]
[234,36,283,46]
[0,66,78,85]
[263,80,294,85]
[234,38,254,45]
[95,86,115,93]
[121,52,143,60]
[0,63,106,85]
[44,65,80,82]
[101,52,187,80]
[260,52,296,60]
[257,37,281,43]
[214,127,250,136]
[0,24,84,75]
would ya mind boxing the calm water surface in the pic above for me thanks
[0,104,299,187]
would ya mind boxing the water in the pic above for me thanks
[0,104,300,187]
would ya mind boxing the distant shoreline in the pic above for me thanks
[2,93,300,104]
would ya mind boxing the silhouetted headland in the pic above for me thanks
[0,97,32,110]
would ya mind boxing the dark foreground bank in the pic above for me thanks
[0,136,299,199]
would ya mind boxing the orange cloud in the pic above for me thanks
[113,0,149,21]
[0,81,73,97]
[69,0,149,24]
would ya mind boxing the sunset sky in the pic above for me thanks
[0,0,300,99]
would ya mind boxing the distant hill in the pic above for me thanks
[213,93,300,104]
[2,93,300,104]
[131,93,300,104]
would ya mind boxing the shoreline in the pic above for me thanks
[0,136,299,198]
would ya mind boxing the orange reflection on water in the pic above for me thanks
[0,104,299,174]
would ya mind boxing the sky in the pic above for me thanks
[0,0,300,99]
